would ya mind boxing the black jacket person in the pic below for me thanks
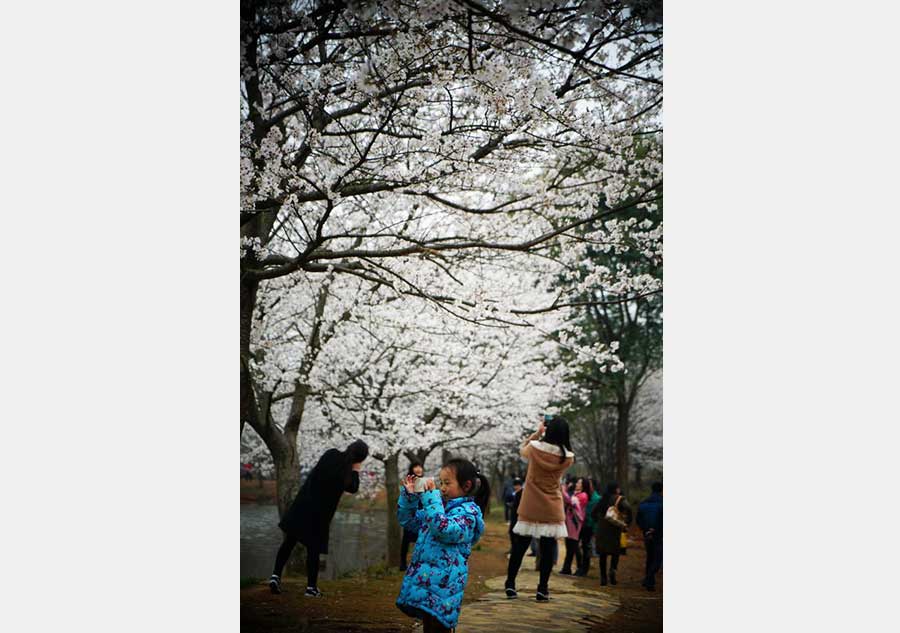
[269,439,368,597]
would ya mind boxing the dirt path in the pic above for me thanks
[241,513,661,632]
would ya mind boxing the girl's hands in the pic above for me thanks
[403,475,417,494]
[536,421,545,437]
[424,477,436,492]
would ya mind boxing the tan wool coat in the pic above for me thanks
[512,436,575,538]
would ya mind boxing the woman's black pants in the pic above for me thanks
[272,534,322,588]
[562,537,582,573]
[507,533,555,592]
[598,552,620,581]
[578,525,594,573]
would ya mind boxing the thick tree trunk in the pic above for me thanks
[384,453,402,567]
[615,402,630,493]
[241,276,260,433]
[274,446,302,518]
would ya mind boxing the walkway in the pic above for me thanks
[456,570,621,633]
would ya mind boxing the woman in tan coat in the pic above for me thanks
[505,416,575,602]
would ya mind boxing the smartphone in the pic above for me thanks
[413,476,427,493]
[543,413,553,422]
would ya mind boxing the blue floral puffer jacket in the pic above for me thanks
[396,487,484,629]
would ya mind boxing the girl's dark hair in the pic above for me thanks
[344,439,369,464]
[543,416,573,463]
[443,458,491,516]
[407,460,424,476]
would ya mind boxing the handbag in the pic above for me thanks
[604,495,628,529]
[620,531,628,549]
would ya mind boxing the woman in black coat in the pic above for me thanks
[591,482,632,586]
[269,439,368,597]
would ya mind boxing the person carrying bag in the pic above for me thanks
[591,483,632,586]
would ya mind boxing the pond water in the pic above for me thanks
[241,504,388,580]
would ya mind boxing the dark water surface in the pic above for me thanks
[240,504,388,580]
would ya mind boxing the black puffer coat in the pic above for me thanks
[278,448,360,553]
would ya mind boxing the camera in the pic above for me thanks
[542,413,553,422]
[413,476,431,493]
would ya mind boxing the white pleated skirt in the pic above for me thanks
[511,520,568,539]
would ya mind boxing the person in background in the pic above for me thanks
[560,477,588,575]
[507,477,524,553]
[400,461,426,571]
[585,479,603,557]
[505,416,575,602]
[502,477,515,522]
[269,439,369,597]
[591,482,632,586]
[576,478,602,576]
[636,481,663,591]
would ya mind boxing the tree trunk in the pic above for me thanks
[384,453,402,567]
[492,464,505,503]
[241,276,259,434]
[274,438,301,518]
[615,402,630,493]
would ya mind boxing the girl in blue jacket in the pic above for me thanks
[396,458,490,633]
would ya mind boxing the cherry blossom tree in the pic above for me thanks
[252,250,605,562]
[240,0,664,529]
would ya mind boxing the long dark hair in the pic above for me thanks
[443,458,491,516]
[543,416,573,464]
[577,477,593,497]
[407,460,424,476]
